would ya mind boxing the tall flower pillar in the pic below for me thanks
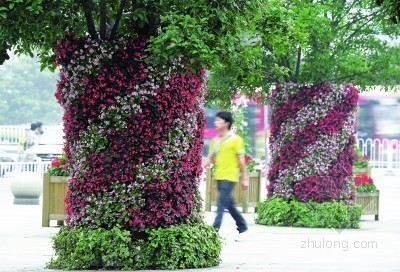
[256,82,362,228]
[50,35,221,269]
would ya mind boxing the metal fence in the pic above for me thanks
[357,138,400,170]
[0,161,50,183]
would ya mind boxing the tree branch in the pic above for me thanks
[99,0,107,39]
[110,0,128,39]
[279,56,290,82]
[294,46,301,83]
[79,0,98,40]
[343,10,380,44]
[327,71,369,82]
[129,0,160,36]
[334,0,358,28]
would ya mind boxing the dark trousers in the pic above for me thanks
[212,180,248,233]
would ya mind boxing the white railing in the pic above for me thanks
[0,161,50,183]
[0,125,27,145]
[357,138,400,169]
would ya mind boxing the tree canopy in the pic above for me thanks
[375,0,400,23]
[207,0,400,107]
[0,0,288,82]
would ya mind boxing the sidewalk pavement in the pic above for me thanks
[0,169,399,272]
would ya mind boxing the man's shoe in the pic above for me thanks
[235,230,248,242]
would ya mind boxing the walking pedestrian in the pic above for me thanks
[203,111,249,241]
[26,123,38,149]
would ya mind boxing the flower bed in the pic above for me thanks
[354,174,376,193]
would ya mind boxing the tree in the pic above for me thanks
[208,0,400,101]
[0,54,61,125]
[278,0,400,88]
[0,0,288,269]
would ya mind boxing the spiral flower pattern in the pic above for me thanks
[54,34,206,230]
[267,82,359,203]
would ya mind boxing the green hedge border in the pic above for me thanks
[47,223,222,270]
[256,198,362,228]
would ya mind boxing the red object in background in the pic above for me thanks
[245,155,253,164]
[51,157,61,167]
[204,127,219,138]
[354,174,374,186]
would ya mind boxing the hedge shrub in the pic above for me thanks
[47,223,222,270]
[256,198,362,228]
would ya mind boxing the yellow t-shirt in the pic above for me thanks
[209,133,245,182]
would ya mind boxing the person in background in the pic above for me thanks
[202,111,249,242]
[35,122,44,135]
[35,122,44,144]
[26,123,38,149]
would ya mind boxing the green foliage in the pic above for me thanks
[47,223,222,270]
[256,197,362,229]
[47,226,135,270]
[255,197,293,226]
[135,223,222,270]
[0,0,287,84]
[48,153,69,176]
[354,174,377,192]
[356,182,377,192]
[0,0,294,106]
[374,0,400,24]
[208,0,400,105]
[283,0,400,88]
[354,146,369,169]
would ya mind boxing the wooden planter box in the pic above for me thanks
[355,190,379,221]
[205,169,261,213]
[42,173,68,227]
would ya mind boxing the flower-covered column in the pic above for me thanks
[55,34,205,231]
[268,82,359,202]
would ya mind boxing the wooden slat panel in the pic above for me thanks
[355,191,379,218]
[42,175,68,227]
[206,169,261,212]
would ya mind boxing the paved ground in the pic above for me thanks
[0,169,399,272]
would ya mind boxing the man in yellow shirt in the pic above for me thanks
[203,111,249,241]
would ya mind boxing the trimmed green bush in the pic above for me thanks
[47,226,135,270]
[135,223,222,270]
[47,223,222,270]
[256,198,361,229]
